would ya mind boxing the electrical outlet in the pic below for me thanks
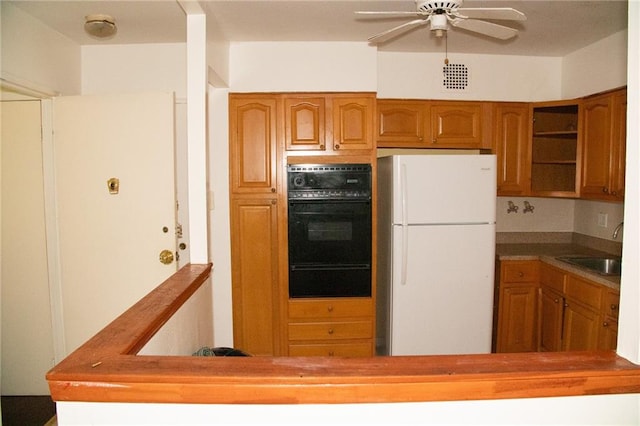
[598,212,608,228]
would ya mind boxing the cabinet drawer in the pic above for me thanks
[288,342,372,357]
[288,298,373,319]
[540,263,565,293]
[502,261,539,283]
[288,321,372,341]
[566,275,603,311]
[604,291,620,318]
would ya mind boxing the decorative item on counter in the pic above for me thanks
[507,200,518,213]
[523,200,535,213]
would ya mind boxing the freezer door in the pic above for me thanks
[391,155,496,225]
[390,223,495,355]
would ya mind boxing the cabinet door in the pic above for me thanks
[494,103,531,196]
[599,317,618,350]
[229,96,278,194]
[562,300,600,351]
[539,286,563,352]
[284,96,326,151]
[610,90,626,201]
[496,284,538,353]
[376,100,429,147]
[230,198,281,356]
[430,103,482,147]
[332,96,374,151]
[581,94,613,199]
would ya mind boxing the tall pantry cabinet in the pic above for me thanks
[229,95,284,356]
[229,92,377,357]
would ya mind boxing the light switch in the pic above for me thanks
[598,212,608,228]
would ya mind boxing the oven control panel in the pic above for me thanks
[287,164,371,200]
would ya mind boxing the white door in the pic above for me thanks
[52,92,178,354]
[390,223,495,355]
[1,100,55,394]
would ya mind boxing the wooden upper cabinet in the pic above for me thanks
[375,100,485,148]
[430,102,483,147]
[284,96,326,151]
[332,95,374,152]
[376,100,429,147]
[494,103,531,196]
[229,95,278,194]
[581,89,626,201]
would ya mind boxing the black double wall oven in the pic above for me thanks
[287,164,372,298]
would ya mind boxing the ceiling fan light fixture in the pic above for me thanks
[84,14,117,39]
[430,14,448,37]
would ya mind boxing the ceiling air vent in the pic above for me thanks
[443,63,469,91]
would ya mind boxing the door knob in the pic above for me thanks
[159,249,174,265]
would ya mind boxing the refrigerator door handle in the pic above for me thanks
[401,223,408,286]
[400,163,408,285]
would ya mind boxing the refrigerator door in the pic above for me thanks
[389,223,495,355]
[391,155,496,225]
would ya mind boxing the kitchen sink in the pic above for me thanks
[557,256,622,276]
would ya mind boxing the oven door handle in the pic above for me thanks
[290,264,370,271]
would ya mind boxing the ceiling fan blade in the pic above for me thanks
[450,18,518,40]
[455,8,526,21]
[355,11,422,17]
[367,18,428,43]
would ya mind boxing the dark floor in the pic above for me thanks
[1,395,56,426]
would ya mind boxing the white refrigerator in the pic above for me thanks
[376,154,497,356]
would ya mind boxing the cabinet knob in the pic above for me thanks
[602,187,609,194]
[319,144,325,150]
[327,305,334,312]
[271,187,276,193]
[603,321,609,327]
[611,304,619,311]
[554,298,560,304]
[328,328,334,335]
[611,190,618,196]
[271,199,276,205]
[334,144,340,150]
[328,351,335,356]
[432,138,437,144]
[564,302,569,308]
[518,272,524,278]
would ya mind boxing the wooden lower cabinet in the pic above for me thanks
[495,260,539,353]
[538,262,619,352]
[286,298,374,357]
[496,260,620,353]
[539,286,564,352]
[230,198,282,356]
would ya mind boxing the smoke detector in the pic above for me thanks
[84,14,117,39]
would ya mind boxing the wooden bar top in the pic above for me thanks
[46,264,640,404]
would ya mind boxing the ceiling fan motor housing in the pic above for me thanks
[417,0,463,13]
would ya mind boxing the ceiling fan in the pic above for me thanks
[356,0,526,43]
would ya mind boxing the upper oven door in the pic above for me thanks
[288,200,372,266]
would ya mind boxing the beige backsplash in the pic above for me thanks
[497,197,624,243]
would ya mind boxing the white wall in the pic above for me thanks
[229,42,378,92]
[562,30,628,99]
[81,44,186,97]
[377,52,561,101]
[0,2,80,95]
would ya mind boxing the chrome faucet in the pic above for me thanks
[612,221,624,239]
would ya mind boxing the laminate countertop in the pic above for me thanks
[496,243,621,291]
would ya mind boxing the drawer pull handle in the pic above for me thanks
[328,328,334,335]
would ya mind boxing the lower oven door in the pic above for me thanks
[288,199,371,298]
[289,264,371,298]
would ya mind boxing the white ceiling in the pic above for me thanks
[9,0,629,56]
